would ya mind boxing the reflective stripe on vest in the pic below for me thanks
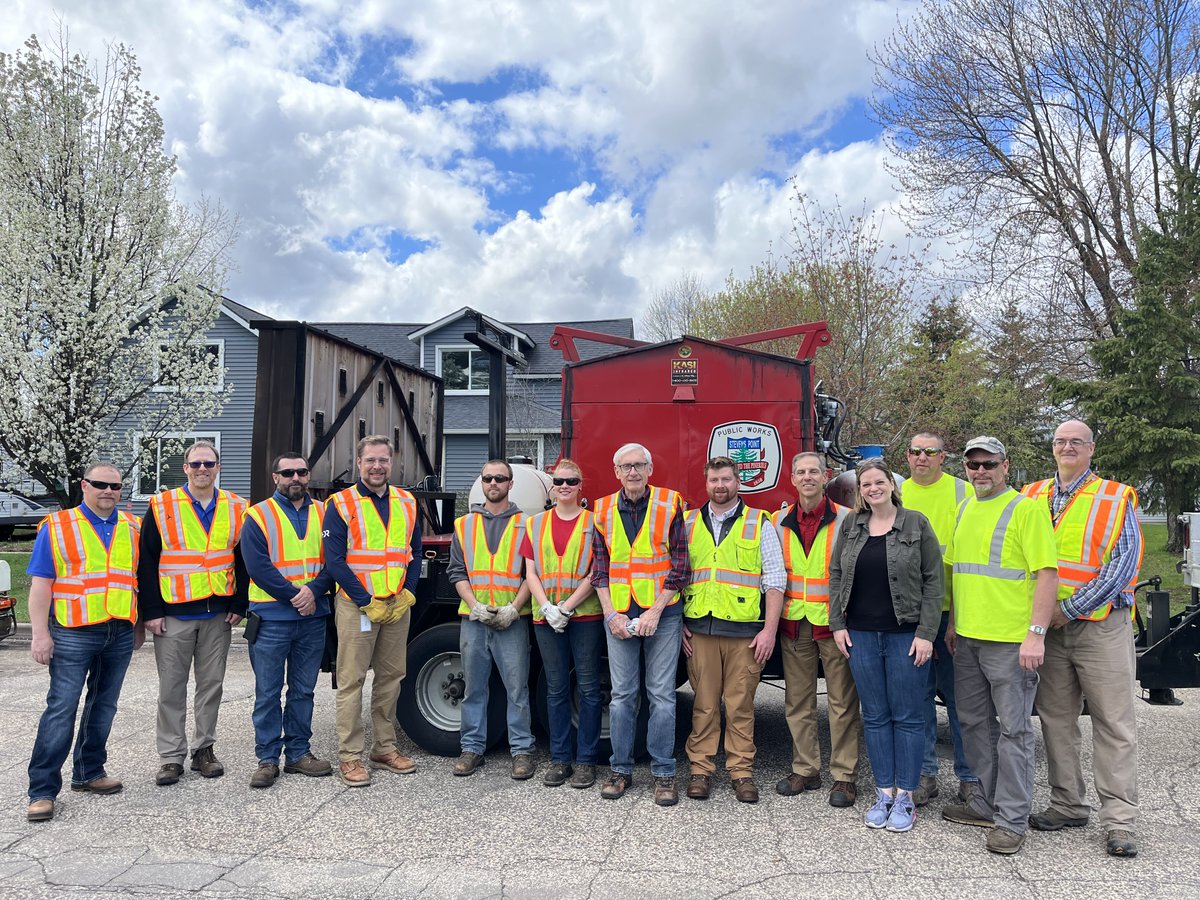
[328,487,416,598]
[45,508,140,627]
[773,502,848,625]
[527,509,600,620]
[149,489,247,603]
[246,498,325,603]
[592,486,682,612]
[683,505,766,623]
[455,512,525,612]
[951,492,1025,580]
[1021,477,1142,621]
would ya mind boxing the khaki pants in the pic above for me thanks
[780,619,860,781]
[154,614,232,763]
[334,596,411,761]
[1036,613,1139,829]
[685,632,763,779]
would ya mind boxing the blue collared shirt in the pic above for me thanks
[241,490,334,619]
[27,503,121,578]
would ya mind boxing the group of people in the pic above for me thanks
[24,422,1142,861]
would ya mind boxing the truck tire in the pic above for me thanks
[397,622,506,757]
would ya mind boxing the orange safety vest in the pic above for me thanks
[245,497,326,603]
[149,488,247,603]
[455,512,526,614]
[592,486,683,613]
[327,486,416,599]
[43,507,141,627]
[526,509,600,620]
[773,501,849,625]
[1021,476,1142,621]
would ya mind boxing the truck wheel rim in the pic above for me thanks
[414,651,466,733]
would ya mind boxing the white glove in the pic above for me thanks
[542,604,568,632]
[626,617,640,637]
[491,605,520,630]
[469,604,497,624]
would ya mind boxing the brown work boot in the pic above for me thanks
[569,764,596,789]
[453,752,485,777]
[543,763,572,787]
[687,774,712,800]
[775,772,821,796]
[26,799,54,822]
[912,774,939,807]
[942,802,995,828]
[250,763,279,789]
[986,826,1026,855]
[653,777,679,807]
[155,763,184,786]
[733,777,760,804]
[190,746,225,778]
[829,780,857,807]
[370,751,417,775]
[338,759,372,787]
[1106,830,1138,858]
[600,771,632,799]
[1029,807,1089,831]
[70,775,123,795]
[283,753,333,777]
[511,754,536,781]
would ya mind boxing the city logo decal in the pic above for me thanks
[708,421,781,493]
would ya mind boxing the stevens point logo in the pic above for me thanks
[708,421,781,493]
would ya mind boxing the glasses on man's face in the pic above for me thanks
[275,468,310,478]
[907,447,943,457]
[552,476,582,486]
[186,459,218,470]
[481,474,511,484]
[84,477,122,492]
[964,460,1002,471]
[616,462,648,473]
[361,457,391,467]
[1052,438,1092,449]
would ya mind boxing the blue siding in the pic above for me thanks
[444,434,490,492]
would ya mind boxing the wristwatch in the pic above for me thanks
[1028,624,1047,636]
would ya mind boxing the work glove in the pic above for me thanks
[541,603,567,632]
[385,588,417,623]
[469,603,497,624]
[491,605,520,630]
[362,597,391,625]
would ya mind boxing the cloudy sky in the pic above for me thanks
[5,0,910,327]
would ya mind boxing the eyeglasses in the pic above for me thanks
[616,462,648,473]
[83,478,122,492]
[275,468,310,478]
[481,474,512,484]
[1052,438,1092,449]
[964,460,1003,471]
[361,457,391,466]
[552,476,582,486]
[185,459,218,470]
[907,447,943,457]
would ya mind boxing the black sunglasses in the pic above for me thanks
[964,460,1002,470]
[83,477,123,492]
[907,447,943,456]
[552,477,582,486]
[185,459,218,470]
[481,474,512,484]
[275,468,310,478]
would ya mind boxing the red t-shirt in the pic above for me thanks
[519,511,600,623]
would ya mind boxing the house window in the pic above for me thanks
[438,347,489,392]
[136,434,219,497]
[505,436,542,467]
[154,341,224,392]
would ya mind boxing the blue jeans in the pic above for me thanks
[606,612,682,777]
[459,617,534,756]
[247,615,327,764]
[28,620,134,802]
[534,619,605,765]
[922,611,978,781]
[846,628,928,792]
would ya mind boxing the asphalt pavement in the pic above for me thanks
[1,628,1198,900]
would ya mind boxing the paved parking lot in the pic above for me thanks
[1,630,1198,899]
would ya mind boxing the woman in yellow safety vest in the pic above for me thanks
[519,459,604,790]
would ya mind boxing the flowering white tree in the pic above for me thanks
[0,35,237,505]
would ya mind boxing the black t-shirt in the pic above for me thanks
[845,534,913,633]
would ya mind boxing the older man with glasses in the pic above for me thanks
[138,439,248,787]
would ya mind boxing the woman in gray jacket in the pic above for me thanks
[829,459,944,833]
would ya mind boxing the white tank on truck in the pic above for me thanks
[467,461,553,516]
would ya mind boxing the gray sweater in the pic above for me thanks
[448,502,524,585]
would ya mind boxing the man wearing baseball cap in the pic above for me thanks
[940,436,1058,855]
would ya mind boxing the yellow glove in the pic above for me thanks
[383,589,416,624]
[362,597,391,624]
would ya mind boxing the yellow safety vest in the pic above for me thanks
[773,502,849,625]
[526,509,600,620]
[246,498,325,604]
[951,488,1058,642]
[149,488,246,603]
[44,508,141,627]
[683,505,766,623]
[1021,477,1141,621]
[455,512,526,615]
[328,486,416,602]
[592,486,683,613]
[902,473,973,611]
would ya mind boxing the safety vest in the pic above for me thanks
[592,486,683,612]
[327,486,416,599]
[149,488,247,603]
[245,497,325,604]
[526,509,600,620]
[951,488,1058,642]
[683,504,766,623]
[455,512,525,615]
[1021,476,1142,621]
[44,508,140,627]
[773,501,850,625]
[902,473,973,611]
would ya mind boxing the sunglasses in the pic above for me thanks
[185,459,218,470]
[481,474,512,484]
[275,468,310,478]
[552,476,582,486]
[964,460,1002,470]
[907,447,943,457]
[84,477,123,492]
